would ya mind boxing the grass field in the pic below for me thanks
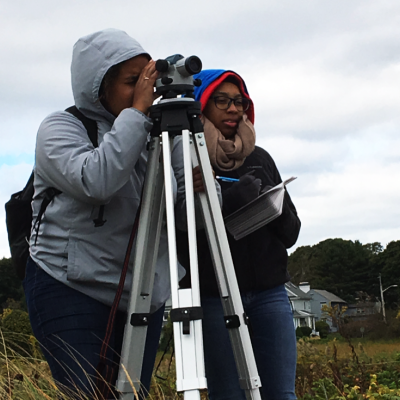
[2,333,400,399]
[296,336,400,399]
[313,337,400,360]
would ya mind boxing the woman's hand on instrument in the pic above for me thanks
[131,60,159,114]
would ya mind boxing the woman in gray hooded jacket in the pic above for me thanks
[24,28,182,398]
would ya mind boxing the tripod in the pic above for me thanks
[116,95,262,400]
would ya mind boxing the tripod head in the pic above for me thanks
[149,54,204,137]
[155,54,202,99]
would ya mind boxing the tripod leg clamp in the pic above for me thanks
[130,313,151,326]
[224,314,241,329]
[239,376,262,390]
[170,307,203,335]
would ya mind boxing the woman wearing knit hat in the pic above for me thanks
[177,69,301,400]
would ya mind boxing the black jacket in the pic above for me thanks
[177,146,301,295]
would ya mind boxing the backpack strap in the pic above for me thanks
[33,187,62,244]
[65,106,106,227]
[34,107,104,240]
[65,105,98,147]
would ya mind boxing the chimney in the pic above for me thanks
[299,282,310,293]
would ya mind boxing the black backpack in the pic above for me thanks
[5,106,99,280]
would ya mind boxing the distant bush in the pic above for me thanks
[1,308,35,356]
[296,326,313,338]
[315,320,330,339]
[1,309,32,335]
[338,312,400,340]
[295,326,303,338]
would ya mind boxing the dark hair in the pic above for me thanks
[222,75,243,90]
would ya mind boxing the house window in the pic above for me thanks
[300,318,306,327]
[320,302,326,309]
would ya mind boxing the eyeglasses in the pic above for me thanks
[210,96,251,112]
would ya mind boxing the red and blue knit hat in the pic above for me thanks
[193,69,255,124]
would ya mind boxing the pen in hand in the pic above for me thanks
[216,176,240,183]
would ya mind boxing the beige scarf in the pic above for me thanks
[201,114,256,171]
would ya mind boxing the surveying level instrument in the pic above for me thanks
[116,55,262,400]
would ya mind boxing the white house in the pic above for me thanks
[285,281,316,331]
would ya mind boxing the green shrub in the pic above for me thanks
[376,369,400,389]
[1,308,35,356]
[296,326,304,338]
[296,326,312,338]
[315,320,330,339]
[1,309,32,335]
[298,377,342,399]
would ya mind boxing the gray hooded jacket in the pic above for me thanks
[29,29,183,311]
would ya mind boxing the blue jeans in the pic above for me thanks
[201,285,297,400]
[23,257,164,399]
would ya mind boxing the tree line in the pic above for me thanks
[288,239,400,306]
[0,257,25,311]
[1,238,400,310]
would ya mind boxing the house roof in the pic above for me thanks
[285,282,312,300]
[293,310,315,318]
[309,289,346,303]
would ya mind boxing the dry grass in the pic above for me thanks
[313,339,400,361]
[0,331,201,400]
[296,337,400,399]
[3,330,400,400]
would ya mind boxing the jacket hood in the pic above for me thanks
[193,69,255,124]
[71,28,150,123]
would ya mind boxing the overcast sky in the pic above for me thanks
[1,0,400,258]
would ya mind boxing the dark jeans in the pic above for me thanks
[23,257,164,399]
[202,285,297,400]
